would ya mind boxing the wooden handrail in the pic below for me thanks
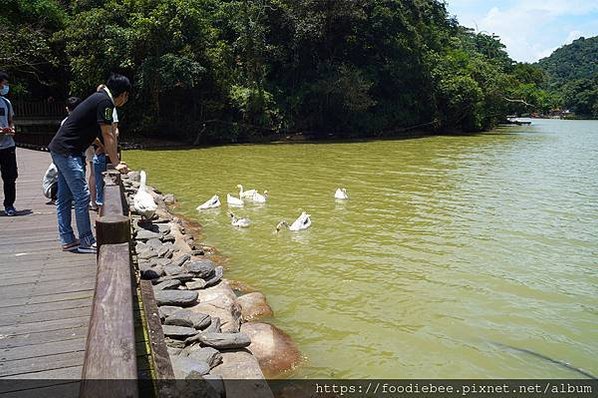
[81,167,174,396]
[81,171,137,398]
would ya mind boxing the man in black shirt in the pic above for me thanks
[49,73,130,253]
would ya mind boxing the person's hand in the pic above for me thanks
[115,162,129,174]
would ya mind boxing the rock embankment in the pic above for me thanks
[121,171,302,387]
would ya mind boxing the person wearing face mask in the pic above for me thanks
[48,73,130,253]
[0,71,18,216]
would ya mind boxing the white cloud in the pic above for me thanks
[447,0,598,62]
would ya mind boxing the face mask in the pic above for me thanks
[0,85,8,96]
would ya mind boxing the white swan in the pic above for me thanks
[334,188,349,200]
[250,190,268,203]
[276,211,311,232]
[229,212,251,228]
[133,171,158,220]
[196,194,221,210]
[237,184,257,199]
[227,193,244,207]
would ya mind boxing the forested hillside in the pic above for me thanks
[2,0,593,143]
[536,37,598,117]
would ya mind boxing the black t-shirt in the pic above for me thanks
[49,91,114,155]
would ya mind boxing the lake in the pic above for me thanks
[124,118,597,378]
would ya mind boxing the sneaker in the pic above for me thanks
[62,240,80,252]
[77,242,97,254]
[4,206,17,216]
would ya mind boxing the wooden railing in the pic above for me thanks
[13,100,65,118]
[80,169,173,397]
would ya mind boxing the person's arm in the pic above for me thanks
[100,124,127,173]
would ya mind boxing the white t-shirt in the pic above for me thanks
[0,97,15,150]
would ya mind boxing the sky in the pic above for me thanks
[444,0,598,63]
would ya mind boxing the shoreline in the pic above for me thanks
[123,171,303,382]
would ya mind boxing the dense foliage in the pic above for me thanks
[3,0,596,143]
[537,37,598,117]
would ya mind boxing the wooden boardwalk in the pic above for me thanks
[0,148,96,388]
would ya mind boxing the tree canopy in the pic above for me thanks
[3,0,596,143]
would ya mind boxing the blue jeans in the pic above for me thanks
[93,153,107,206]
[50,151,95,247]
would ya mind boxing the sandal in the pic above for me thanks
[62,240,80,251]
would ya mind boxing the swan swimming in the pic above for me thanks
[229,212,251,228]
[196,194,221,210]
[334,188,349,200]
[227,193,244,207]
[133,170,158,220]
[237,184,257,199]
[250,190,268,203]
[276,211,311,232]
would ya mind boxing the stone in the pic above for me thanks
[204,317,221,333]
[157,246,170,258]
[155,258,172,268]
[135,241,148,252]
[164,249,174,259]
[237,292,274,321]
[157,224,171,234]
[241,322,303,378]
[172,357,210,379]
[162,325,199,340]
[161,233,176,243]
[140,264,164,280]
[167,347,182,356]
[204,266,224,288]
[164,194,176,204]
[136,229,161,241]
[163,265,183,276]
[164,338,186,349]
[145,238,163,249]
[187,332,250,349]
[192,282,242,332]
[154,279,181,291]
[127,171,141,182]
[187,347,223,369]
[138,248,157,260]
[165,310,211,330]
[154,290,198,307]
[191,249,205,256]
[172,254,191,268]
[185,279,206,290]
[184,260,215,279]
[158,305,182,320]
[155,273,195,284]
[209,351,270,395]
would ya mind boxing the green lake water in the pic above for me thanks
[124,118,597,378]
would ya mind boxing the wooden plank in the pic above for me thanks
[0,297,91,316]
[0,326,88,349]
[139,280,174,379]
[0,316,90,336]
[0,350,84,377]
[0,365,81,380]
[0,383,79,398]
[0,278,95,300]
[0,338,87,361]
[81,243,137,398]
[0,306,91,327]
[0,290,93,309]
